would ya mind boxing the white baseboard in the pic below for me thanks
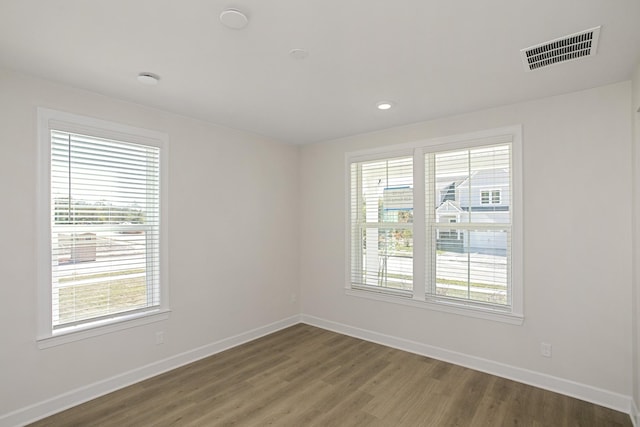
[1,315,301,427]
[2,314,634,426]
[301,314,634,418]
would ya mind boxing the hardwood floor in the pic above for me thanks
[29,324,632,426]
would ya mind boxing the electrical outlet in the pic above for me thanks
[540,342,552,358]
[155,331,164,345]
[290,293,297,303]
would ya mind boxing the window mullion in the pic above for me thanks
[412,148,425,300]
[424,152,436,297]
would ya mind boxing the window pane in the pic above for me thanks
[53,230,153,325]
[435,228,509,305]
[491,191,501,204]
[434,145,510,224]
[430,144,512,307]
[355,226,413,291]
[481,191,490,204]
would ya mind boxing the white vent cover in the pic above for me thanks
[520,26,601,71]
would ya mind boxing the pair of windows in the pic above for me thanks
[37,109,169,347]
[347,127,523,323]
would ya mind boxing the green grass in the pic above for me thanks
[385,272,413,281]
[59,268,145,283]
[435,281,507,305]
[57,274,147,324]
[374,274,507,305]
[436,277,506,291]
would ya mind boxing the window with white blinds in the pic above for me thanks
[347,127,522,323]
[427,144,511,307]
[350,156,414,294]
[37,108,169,343]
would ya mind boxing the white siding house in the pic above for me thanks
[436,168,510,255]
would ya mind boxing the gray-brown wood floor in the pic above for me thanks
[29,324,632,426]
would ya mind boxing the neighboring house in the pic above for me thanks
[435,168,510,255]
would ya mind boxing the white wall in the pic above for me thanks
[0,69,300,421]
[299,82,633,404]
[632,62,640,422]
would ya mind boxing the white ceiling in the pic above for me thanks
[1,1,639,144]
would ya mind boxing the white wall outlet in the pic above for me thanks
[290,293,297,303]
[155,331,164,345]
[540,342,552,358]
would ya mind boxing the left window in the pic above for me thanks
[37,108,169,347]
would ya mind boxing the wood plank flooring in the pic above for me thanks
[28,324,632,426]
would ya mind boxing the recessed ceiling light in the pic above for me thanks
[137,72,160,85]
[289,48,309,60]
[220,9,249,29]
[376,101,394,110]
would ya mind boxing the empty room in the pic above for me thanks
[1,1,639,426]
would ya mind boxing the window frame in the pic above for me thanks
[345,126,523,324]
[36,108,170,348]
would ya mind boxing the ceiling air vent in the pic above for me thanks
[520,26,601,71]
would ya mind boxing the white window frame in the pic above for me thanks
[36,108,170,348]
[345,126,523,325]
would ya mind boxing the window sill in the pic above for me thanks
[37,309,171,349]
[345,289,523,325]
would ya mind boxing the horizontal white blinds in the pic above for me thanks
[50,130,161,329]
[350,156,413,292]
[427,144,511,306]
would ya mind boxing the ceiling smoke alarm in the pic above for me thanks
[220,9,249,30]
[137,72,160,85]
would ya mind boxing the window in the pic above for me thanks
[37,108,169,346]
[480,190,501,205]
[347,126,522,323]
[350,157,414,293]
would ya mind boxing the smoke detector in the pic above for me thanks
[220,9,249,30]
[520,26,601,71]
[137,72,160,85]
